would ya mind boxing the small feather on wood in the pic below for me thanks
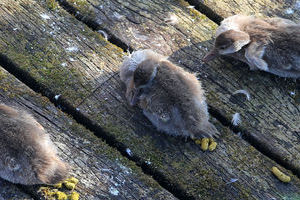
[232,113,241,126]
[233,89,251,101]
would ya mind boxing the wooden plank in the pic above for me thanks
[60,0,300,175]
[0,68,177,199]
[190,0,300,22]
[0,179,33,200]
[0,0,123,106]
[0,0,300,199]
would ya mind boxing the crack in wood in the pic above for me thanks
[185,0,223,24]
[57,0,133,52]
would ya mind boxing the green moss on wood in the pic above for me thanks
[0,70,7,80]
[1,36,89,104]
[82,29,125,56]
[46,0,59,10]
[0,68,30,98]
[65,0,96,19]
[0,25,123,105]
[58,112,164,190]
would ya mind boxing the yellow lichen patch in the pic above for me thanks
[66,177,79,185]
[38,187,68,200]
[53,182,63,188]
[201,138,209,151]
[194,139,202,145]
[63,177,79,190]
[68,192,80,200]
[38,177,80,199]
[55,191,68,200]
[38,187,54,197]
[208,138,217,151]
[64,182,76,190]
[271,166,291,183]
[38,186,51,194]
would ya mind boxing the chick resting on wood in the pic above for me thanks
[203,15,300,78]
[120,50,220,139]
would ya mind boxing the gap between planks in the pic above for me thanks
[58,0,133,52]
[185,0,223,24]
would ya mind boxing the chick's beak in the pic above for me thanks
[129,89,139,106]
[126,88,139,106]
[126,80,139,106]
[202,49,219,63]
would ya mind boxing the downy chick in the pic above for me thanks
[120,50,220,139]
[0,104,68,185]
[203,15,300,78]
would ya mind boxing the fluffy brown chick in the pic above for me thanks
[0,104,68,185]
[120,50,220,139]
[203,15,300,78]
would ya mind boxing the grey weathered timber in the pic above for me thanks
[0,67,177,199]
[0,179,33,200]
[191,0,300,22]
[61,0,300,175]
[0,0,300,199]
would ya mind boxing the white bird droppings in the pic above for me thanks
[69,57,76,62]
[285,8,294,14]
[290,91,296,96]
[61,62,67,67]
[66,46,79,52]
[145,160,151,165]
[40,14,50,20]
[109,187,119,196]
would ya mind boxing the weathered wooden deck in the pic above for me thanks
[0,0,299,199]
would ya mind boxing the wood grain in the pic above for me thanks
[0,0,299,199]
